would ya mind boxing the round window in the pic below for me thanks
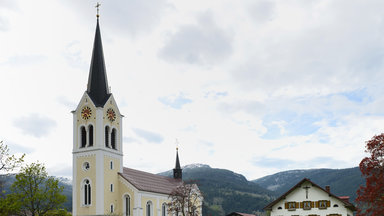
[83,162,90,171]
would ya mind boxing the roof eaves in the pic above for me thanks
[263,178,357,211]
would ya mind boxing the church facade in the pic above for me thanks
[263,178,356,216]
[72,17,199,216]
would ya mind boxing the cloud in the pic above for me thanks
[248,0,276,22]
[13,114,57,138]
[252,156,345,170]
[57,96,77,109]
[0,0,18,10]
[159,11,233,65]
[0,16,9,31]
[1,55,46,67]
[48,164,72,178]
[217,87,376,140]
[62,41,88,70]
[65,0,169,36]
[261,111,321,139]
[4,140,33,154]
[0,0,19,31]
[158,93,192,109]
[123,136,140,144]
[132,128,164,143]
[232,0,384,96]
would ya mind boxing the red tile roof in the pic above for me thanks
[119,167,182,195]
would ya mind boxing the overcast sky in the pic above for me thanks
[1,0,384,180]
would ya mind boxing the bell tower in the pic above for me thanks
[72,12,123,216]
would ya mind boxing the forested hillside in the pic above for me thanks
[253,167,364,203]
[160,164,276,215]
[1,165,364,215]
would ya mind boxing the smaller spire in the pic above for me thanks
[173,140,182,179]
[175,147,181,169]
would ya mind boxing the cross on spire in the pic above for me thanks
[96,2,101,18]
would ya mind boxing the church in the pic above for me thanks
[71,13,202,216]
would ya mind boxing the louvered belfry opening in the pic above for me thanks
[88,125,94,146]
[105,126,110,147]
[81,126,86,148]
[111,128,116,149]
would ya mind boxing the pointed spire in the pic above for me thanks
[87,17,110,107]
[173,145,182,179]
[175,147,181,169]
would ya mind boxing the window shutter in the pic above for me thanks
[315,201,319,208]
[285,202,288,209]
[327,200,331,207]
[295,202,299,208]
[300,202,303,208]
[311,201,314,208]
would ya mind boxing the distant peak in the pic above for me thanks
[182,163,211,169]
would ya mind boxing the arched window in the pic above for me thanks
[88,125,94,146]
[111,128,117,149]
[83,179,91,205]
[110,204,114,213]
[81,126,86,148]
[124,195,130,216]
[146,201,152,216]
[162,203,167,216]
[105,126,110,147]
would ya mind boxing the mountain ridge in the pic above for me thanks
[1,164,364,215]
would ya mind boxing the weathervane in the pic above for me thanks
[96,2,101,18]
[175,139,179,151]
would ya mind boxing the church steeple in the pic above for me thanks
[87,18,110,107]
[173,147,182,179]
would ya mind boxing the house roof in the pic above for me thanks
[226,212,256,216]
[263,178,356,211]
[119,167,182,195]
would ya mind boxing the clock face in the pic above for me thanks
[106,108,116,122]
[81,106,92,120]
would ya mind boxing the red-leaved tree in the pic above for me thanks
[356,133,384,216]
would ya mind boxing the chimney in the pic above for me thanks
[325,185,330,193]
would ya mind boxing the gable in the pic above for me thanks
[264,178,356,211]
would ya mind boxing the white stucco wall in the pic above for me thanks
[270,181,354,216]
